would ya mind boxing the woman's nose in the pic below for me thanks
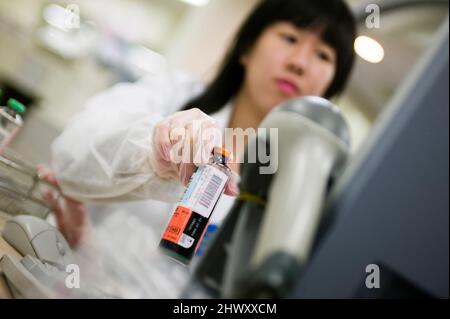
[286,45,314,76]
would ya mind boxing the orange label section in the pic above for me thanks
[162,205,192,244]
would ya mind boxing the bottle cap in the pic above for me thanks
[7,98,26,114]
[213,147,232,163]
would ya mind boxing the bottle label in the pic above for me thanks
[180,165,228,218]
[161,164,228,257]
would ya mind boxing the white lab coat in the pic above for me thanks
[51,71,236,298]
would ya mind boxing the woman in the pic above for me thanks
[40,0,356,297]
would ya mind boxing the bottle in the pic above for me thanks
[159,147,232,265]
[0,98,26,155]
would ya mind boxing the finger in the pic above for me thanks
[169,123,186,164]
[70,233,82,249]
[179,162,196,186]
[188,119,218,166]
[36,165,59,186]
[154,122,172,161]
[224,171,240,196]
[169,119,186,144]
[44,191,66,232]
[58,202,84,249]
[42,190,54,207]
[64,199,88,225]
[191,120,206,166]
[178,128,195,183]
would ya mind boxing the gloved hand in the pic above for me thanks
[151,108,239,196]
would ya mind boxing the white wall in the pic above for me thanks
[164,0,260,80]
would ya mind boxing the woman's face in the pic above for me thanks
[241,22,337,118]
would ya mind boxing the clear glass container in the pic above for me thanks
[0,150,60,219]
[0,99,25,155]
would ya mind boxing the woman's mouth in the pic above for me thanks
[275,79,299,97]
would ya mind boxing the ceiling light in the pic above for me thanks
[179,0,210,7]
[354,35,385,63]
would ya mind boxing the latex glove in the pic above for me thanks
[37,165,91,249]
[151,108,239,196]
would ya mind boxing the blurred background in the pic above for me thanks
[0,0,448,164]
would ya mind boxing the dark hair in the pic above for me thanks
[183,0,356,115]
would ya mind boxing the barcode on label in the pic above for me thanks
[198,174,223,209]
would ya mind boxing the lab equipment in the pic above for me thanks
[2,215,75,266]
[238,97,350,298]
[0,254,70,298]
[183,96,350,298]
[288,17,449,299]
[1,215,78,298]
[0,150,60,219]
[183,17,449,299]
[159,147,232,265]
[0,98,25,155]
[0,215,109,298]
[0,212,193,298]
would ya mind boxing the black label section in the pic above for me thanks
[159,211,209,263]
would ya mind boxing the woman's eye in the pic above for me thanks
[317,50,332,62]
[280,33,298,44]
